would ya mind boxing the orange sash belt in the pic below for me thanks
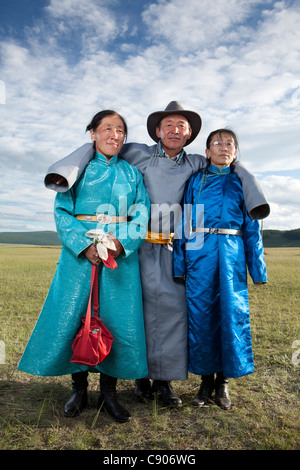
[145,231,174,244]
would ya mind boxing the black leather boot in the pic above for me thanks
[215,372,231,410]
[64,371,88,417]
[152,380,182,407]
[98,373,131,423]
[134,378,153,402]
[192,374,215,407]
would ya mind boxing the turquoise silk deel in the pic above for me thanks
[18,153,150,378]
[173,165,268,378]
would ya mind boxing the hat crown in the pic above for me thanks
[164,101,185,112]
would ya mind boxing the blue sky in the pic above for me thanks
[0,0,300,232]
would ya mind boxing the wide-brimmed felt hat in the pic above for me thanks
[147,101,202,146]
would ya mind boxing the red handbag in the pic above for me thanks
[71,264,114,366]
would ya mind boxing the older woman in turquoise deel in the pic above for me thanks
[18,110,150,423]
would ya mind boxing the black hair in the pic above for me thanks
[206,128,238,149]
[86,110,128,141]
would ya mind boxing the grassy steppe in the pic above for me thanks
[0,246,299,450]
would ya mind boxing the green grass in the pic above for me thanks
[0,246,299,450]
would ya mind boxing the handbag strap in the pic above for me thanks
[83,264,99,335]
[92,264,99,317]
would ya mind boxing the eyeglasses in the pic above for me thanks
[211,141,236,149]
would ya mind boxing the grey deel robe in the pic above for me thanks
[45,143,270,380]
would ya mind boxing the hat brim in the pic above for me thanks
[147,109,202,146]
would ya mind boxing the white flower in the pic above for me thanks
[86,229,116,261]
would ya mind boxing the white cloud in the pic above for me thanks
[263,202,300,231]
[0,0,299,231]
[0,168,56,231]
[45,0,121,39]
[261,175,300,205]
[258,175,300,230]
[142,0,258,51]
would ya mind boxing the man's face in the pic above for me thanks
[155,114,192,157]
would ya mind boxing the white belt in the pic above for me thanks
[194,227,242,236]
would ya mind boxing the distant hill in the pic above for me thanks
[0,229,300,247]
[261,228,300,247]
[0,231,61,246]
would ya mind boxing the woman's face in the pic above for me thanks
[205,132,237,168]
[90,115,125,160]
